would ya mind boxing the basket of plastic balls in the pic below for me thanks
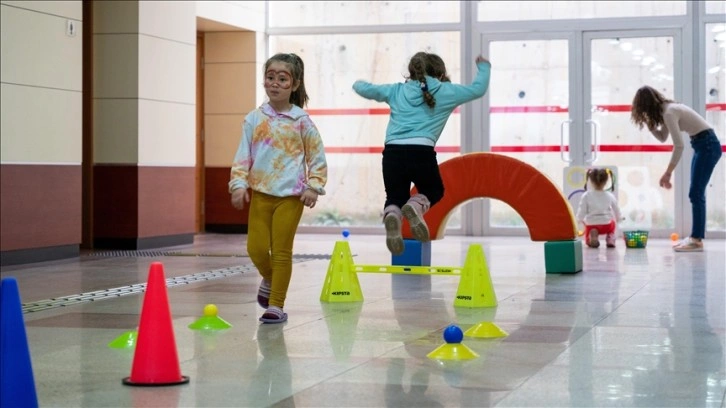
[623,230,649,248]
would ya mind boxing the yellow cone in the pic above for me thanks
[320,241,364,303]
[454,244,497,308]
[188,304,232,331]
[464,322,508,338]
[427,343,479,360]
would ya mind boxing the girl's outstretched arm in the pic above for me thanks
[445,60,491,106]
[352,80,396,102]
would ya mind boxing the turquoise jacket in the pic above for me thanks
[352,61,491,145]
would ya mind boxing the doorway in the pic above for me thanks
[478,29,680,237]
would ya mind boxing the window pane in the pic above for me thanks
[590,36,675,231]
[269,33,461,227]
[268,1,459,28]
[477,1,686,22]
[705,23,726,232]
[488,39,569,228]
[706,0,726,14]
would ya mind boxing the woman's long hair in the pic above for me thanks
[630,85,674,130]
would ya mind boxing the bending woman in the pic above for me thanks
[631,85,722,252]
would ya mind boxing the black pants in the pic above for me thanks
[382,144,444,209]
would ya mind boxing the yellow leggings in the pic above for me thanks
[247,191,304,308]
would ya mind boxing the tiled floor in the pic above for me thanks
[1,233,725,407]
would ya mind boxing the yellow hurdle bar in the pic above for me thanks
[355,264,462,276]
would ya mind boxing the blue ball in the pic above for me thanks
[443,324,463,343]
[342,229,350,238]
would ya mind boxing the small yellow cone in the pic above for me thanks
[188,304,232,331]
[454,244,497,308]
[464,322,508,338]
[427,343,479,360]
[320,241,363,303]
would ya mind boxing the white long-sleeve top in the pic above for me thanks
[576,190,622,226]
[650,103,712,169]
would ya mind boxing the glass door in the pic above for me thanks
[584,30,680,237]
[482,33,578,235]
[480,29,680,237]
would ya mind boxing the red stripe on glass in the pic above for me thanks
[307,108,391,115]
[490,145,676,152]
[490,106,569,113]
[324,144,726,154]
[325,145,684,154]
[324,146,461,154]
[308,103,726,116]
[308,107,463,115]
[591,104,726,112]
[490,145,564,152]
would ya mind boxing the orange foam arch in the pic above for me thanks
[402,152,577,242]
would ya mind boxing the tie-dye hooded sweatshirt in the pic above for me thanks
[228,103,328,197]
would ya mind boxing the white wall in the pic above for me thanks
[93,0,197,166]
[196,1,265,33]
[0,0,82,164]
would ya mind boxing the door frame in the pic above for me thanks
[476,28,683,237]
[196,32,205,233]
[82,0,94,249]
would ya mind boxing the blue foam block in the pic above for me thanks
[392,239,431,266]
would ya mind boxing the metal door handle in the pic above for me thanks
[560,119,573,163]
[586,119,600,163]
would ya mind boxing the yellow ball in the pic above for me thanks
[203,304,218,317]
[670,232,679,241]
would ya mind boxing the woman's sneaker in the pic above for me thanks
[673,238,703,252]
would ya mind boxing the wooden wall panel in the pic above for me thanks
[138,166,195,237]
[0,164,82,251]
[93,164,138,238]
[205,166,248,231]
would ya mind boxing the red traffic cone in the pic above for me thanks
[123,262,189,386]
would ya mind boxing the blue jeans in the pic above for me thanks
[689,129,722,239]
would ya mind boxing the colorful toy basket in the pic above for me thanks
[623,230,649,248]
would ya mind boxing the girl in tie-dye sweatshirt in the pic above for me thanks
[229,53,328,324]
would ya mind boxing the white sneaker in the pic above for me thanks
[673,238,704,252]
